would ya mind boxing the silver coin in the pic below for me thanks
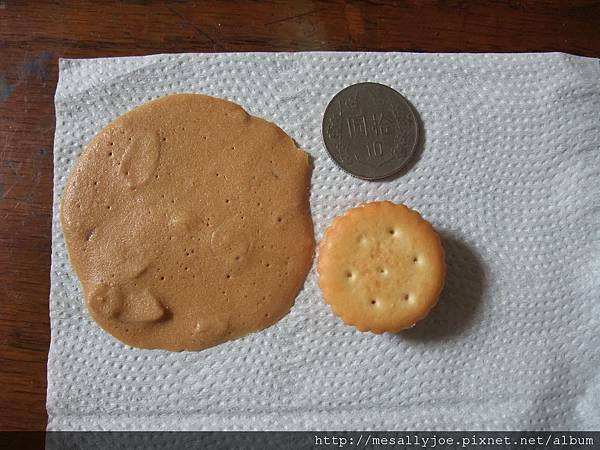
[322,82,419,180]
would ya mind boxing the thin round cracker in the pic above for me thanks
[318,201,445,333]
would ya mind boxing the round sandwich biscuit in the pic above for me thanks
[317,201,445,333]
[61,93,314,351]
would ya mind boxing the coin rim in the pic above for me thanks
[321,82,419,181]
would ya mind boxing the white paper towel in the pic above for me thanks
[48,52,600,431]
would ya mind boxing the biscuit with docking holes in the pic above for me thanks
[317,201,445,333]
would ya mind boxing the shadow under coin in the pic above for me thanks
[402,232,486,341]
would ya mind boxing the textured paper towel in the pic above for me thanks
[48,52,600,431]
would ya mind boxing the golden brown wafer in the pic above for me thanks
[61,93,314,351]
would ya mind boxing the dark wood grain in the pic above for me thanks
[1,0,599,431]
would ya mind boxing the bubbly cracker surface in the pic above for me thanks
[61,93,314,351]
[318,201,445,333]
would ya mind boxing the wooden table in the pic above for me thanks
[1,0,599,431]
